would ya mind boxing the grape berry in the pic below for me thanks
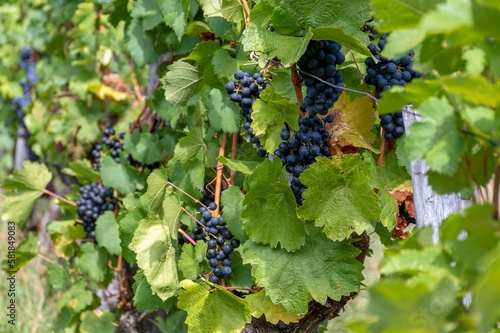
[91,127,124,170]
[76,182,117,237]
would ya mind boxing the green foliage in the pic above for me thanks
[1,0,500,332]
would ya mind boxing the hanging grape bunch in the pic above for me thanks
[225,70,272,157]
[199,202,240,284]
[91,127,124,170]
[364,33,421,141]
[76,182,117,237]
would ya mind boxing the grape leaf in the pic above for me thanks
[75,243,109,283]
[241,22,312,64]
[125,18,157,66]
[162,61,204,105]
[2,231,39,272]
[298,155,380,241]
[178,242,207,280]
[157,0,188,40]
[251,86,301,153]
[246,290,304,324]
[130,193,182,301]
[123,131,163,165]
[404,97,465,175]
[242,159,306,251]
[220,0,244,23]
[199,0,222,17]
[61,160,99,185]
[79,310,115,333]
[100,156,137,194]
[203,88,240,133]
[119,194,149,263]
[173,128,207,164]
[371,0,434,31]
[381,247,450,276]
[473,256,500,332]
[178,279,251,333]
[48,261,70,290]
[58,280,94,313]
[311,27,370,56]
[212,49,238,79]
[217,156,260,175]
[220,185,247,241]
[1,161,52,228]
[443,74,500,108]
[242,234,364,314]
[132,270,174,312]
[46,220,86,258]
[145,167,170,217]
[95,211,121,256]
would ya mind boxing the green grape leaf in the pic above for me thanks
[185,40,221,71]
[130,193,182,301]
[123,131,163,165]
[119,194,149,263]
[2,231,39,272]
[173,128,207,164]
[251,86,301,153]
[217,156,260,176]
[440,204,498,273]
[126,18,157,66]
[382,28,427,59]
[298,155,380,241]
[378,191,398,230]
[241,22,313,64]
[243,235,364,314]
[145,168,170,216]
[270,71,296,101]
[220,185,247,241]
[381,247,450,275]
[157,0,188,40]
[242,159,306,251]
[372,0,430,31]
[46,220,86,258]
[403,97,465,175]
[47,261,70,290]
[58,280,94,313]
[132,270,174,312]
[162,61,204,105]
[199,0,222,17]
[203,88,240,133]
[376,79,443,115]
[370,151,410,191]
[79,310,115,333]
[220,0,244,23]
[1,161,52,228]
[178,242,207,280]
[100,156,137,194]
[473,256,500,332]
[311,27,370,56]
[367,278,457,333]
[212,49,238,79]
[443,74,500,107]
[61,160,99,185]
[75,243,109,283]
[276,0,371,40]
[178,279,251,333]
[246,290,303,324]
[95,211,121,256]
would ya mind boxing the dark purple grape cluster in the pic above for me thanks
[361,18,378,41]
[226,70,271,157]
[91,127,124,170]
[76,182,117,237]
[198,202,240,284]
[274,115,334,205]
[297,40,345,117]
[364,33,421,141]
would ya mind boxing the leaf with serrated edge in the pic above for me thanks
[221,186,247,241]
[218,156,260,175]
[79,310,115,333]
[129,193,182,301]
[178,279,251,333]
[95,211,121,256]
[61,160,98,185]
[242,159,306,251]
[100,156,137,194]
[298,155,380,241]
[242,234,363,314]
[133,270,174,312]
[246,290,304,324]
[162,61,204,105]
[203,88,240,133]
[145,168,169,216]
[311,27,370,56]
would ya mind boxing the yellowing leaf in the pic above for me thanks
[246,290,304,324]
[87,83,130,101]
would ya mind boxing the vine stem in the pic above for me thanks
[241,0,251,23]
[350,51,371,93]
[229,132,238,186]
[178,229,196,246]
[291,65,305,115]
[167,181,209,209]
[43,189,76,206]
[493,165,500,220]
[129,102,148,134]
[180,207,206,228]
[213,133,228,217]
[115,255,130,309]
[224,286,260,293]
[127,55,145,102]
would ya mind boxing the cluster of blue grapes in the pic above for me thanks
[198,203,240,284]
[226,70,271,157]
[91,127,124,170]
[361,18,378,41]
[12,47,38,161]
[364,33,421,141]
[297,40,345,117]
[76,182,117,237]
